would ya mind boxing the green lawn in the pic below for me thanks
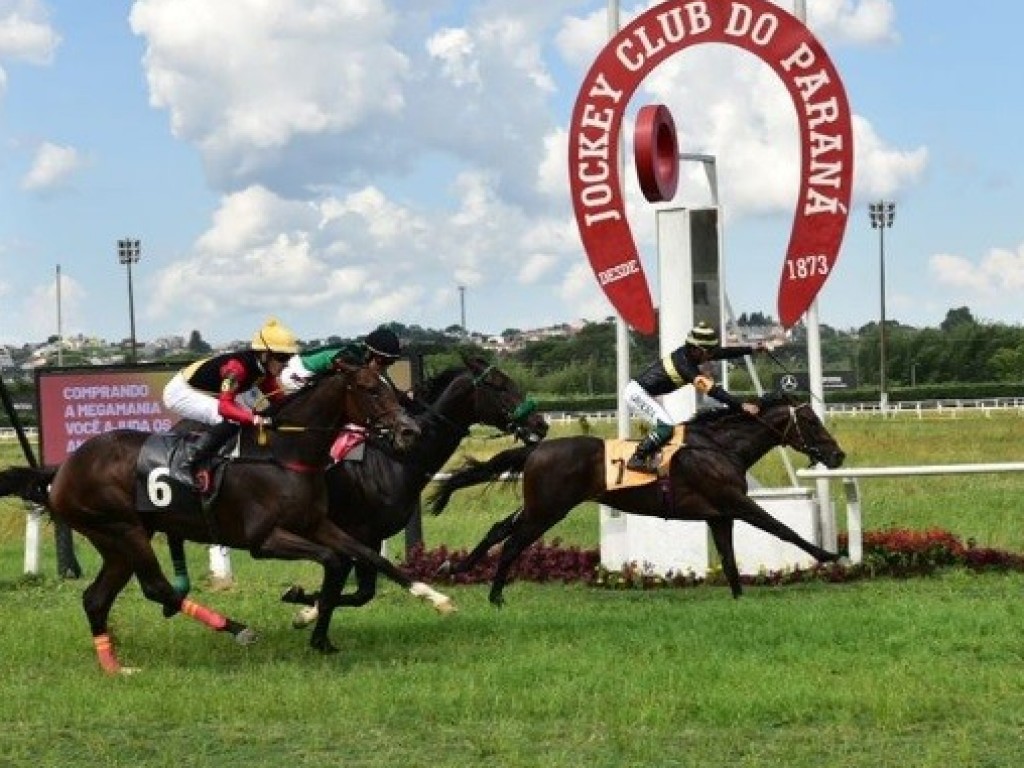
[1,411,1024,767]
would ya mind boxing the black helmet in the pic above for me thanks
[685,322,719,349]
[364,327,401,360]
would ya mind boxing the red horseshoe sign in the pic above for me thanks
[568,0,854,332]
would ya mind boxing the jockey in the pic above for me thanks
[280,326,412,403]
[163,317,300,492]
[624,321,772,474]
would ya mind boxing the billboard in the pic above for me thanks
[35,365,180,466]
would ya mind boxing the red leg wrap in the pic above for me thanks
[93,633,121,675]
[181,598,229,631]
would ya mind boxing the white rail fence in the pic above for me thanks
[797,462,1024,564]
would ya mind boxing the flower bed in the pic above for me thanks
[400,528,1024,590]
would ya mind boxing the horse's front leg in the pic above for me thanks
[286,557,357,629]
[248,525,351,652]
[166,535,191,600]
[707,518,743,598]
[336,560,379,607]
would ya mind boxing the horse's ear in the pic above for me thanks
[333,360,359,377]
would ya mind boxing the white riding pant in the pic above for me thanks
[279,355,314,394]
[163,372,224,425]
[624,380,673,427]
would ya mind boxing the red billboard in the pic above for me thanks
[36,365,181,466]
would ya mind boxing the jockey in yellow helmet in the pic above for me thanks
[163,317,300,493]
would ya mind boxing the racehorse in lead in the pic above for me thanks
[430,392,846,605]
[0,362,457,674]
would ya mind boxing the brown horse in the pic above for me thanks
[0,363,454,674]
[429,392,846,604]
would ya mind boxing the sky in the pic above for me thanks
[0,0,1020,347]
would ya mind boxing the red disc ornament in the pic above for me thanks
[634,104,679,203]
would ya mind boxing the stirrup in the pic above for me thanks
[194,468,213,495]
[626,455,658,474]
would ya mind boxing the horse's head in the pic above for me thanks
[274,362,420,452]
[462,355,549,443]
[758,392,845,469]
[342,364,421,450]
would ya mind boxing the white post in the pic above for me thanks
[599,0,631,568]
[23,505,42,575]
[208,545,233,585]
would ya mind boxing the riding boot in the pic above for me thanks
[186,421,238,493]
[626,423,673,474]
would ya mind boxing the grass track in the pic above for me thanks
[2,411,1024,767]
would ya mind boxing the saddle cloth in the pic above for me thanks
[604,425,685,490]
[135,432,241,513]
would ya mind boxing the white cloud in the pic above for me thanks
[427,27,480,88]
[930,244,1024,297]
[21,141,84,191]
[129,0,409,191]
[806,0,899,46]
[0,0,60,65]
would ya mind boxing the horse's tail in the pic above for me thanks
[0,466,55,505]
[429,443,537,515]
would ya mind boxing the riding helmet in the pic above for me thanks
[364,327,401,360]
[685,321,719,349]
[251,317,300,354]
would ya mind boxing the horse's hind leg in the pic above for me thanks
[89,526,254,673]
[439,508,521,578]
[81,558,134,674]
[487,510,564,607]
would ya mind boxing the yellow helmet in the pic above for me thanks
[251,317,299,354]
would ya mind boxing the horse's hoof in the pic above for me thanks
[162,604,180,618]
[310,637,339,655]
[233,627,259,646]
[434,597,458,616]
[292,606,318,629]
[280,585,307,604]
[434,560,452,579]
[488,595,505,609]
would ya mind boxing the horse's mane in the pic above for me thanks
[413,366,465,404]
[685,391,799,426]
[263,369,343,418]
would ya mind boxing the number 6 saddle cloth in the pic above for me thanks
[604,425,685,490]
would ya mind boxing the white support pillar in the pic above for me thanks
[23,504,43,575]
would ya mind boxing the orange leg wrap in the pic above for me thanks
[93,633,121,675]
[180,598,229,631]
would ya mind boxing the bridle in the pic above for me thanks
[469,364,543,443]
[758,402,830,466]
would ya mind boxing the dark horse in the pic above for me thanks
[239,355,549,626]
[0,364,456,674]
[430,392,846,605]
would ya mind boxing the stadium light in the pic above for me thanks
[868,201,896,411]
[117,238,141,364]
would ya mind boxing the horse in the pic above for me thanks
[0,363,455,674]
[176,355,550,626]
[429,392,846,605]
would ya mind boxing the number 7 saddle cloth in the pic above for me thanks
[604,425,685,490]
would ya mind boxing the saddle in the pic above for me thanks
[604,426,685,490]
[135,432,242,513]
